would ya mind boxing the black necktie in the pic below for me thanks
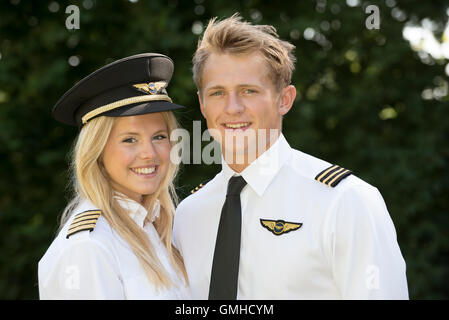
[208,175,247,300]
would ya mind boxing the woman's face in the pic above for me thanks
[102,113,171,203]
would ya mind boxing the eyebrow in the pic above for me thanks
[206,84,261,91]
[205,85,225,91]
[152,129,169,135]
[118,131,140,136]
[237,84,262,88]
[118,129,168,136]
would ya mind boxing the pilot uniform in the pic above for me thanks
[39,196,190,299]
[173,133,409,299]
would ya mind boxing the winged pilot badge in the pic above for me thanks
[133,81,167,95]
[260,219,302,236]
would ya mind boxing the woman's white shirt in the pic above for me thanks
[38,197,190,300]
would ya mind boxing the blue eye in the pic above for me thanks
[122,137,136,143]
[244,89,257,94]
[153,134,167,141]
[210,91,223,97]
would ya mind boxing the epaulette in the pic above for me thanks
[190,180,211,194]
[315,164,352,188]
[66,210,101,239]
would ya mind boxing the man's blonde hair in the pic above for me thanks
[59,112,187,289]
[193,13,296,93]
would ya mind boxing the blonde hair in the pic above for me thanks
[60,112,187,289]
[193,13,296,93]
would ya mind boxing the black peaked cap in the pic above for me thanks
[52,53,184,127]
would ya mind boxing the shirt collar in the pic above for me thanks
[221,133,292,197]
[114,193,160,228]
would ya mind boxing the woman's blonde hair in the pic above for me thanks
[60,111,187,289]
[192,13,296,93]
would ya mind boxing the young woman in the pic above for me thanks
[38,53,189,299]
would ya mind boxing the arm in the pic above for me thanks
[330,184,409,299]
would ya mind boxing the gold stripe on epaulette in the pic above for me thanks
[68,218,99,230]
[66,210,101,239]
[315,165,339,182]
[322,167,345,184]
[315,165,352,187]
[71,211,101,223]
[67,223,97,238]
[190,181,208,194]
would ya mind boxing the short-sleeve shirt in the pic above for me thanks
[173,134,408,299]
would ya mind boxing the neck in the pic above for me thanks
[223,132,281,173]
[227,161,248,173]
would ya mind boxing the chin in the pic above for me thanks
[133,185,158,197]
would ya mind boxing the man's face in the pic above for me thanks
[198,52,294,165]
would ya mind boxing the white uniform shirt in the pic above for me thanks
[173,134,409,299]
[39,197,190,299]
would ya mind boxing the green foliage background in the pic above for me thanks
[0,0,448,299]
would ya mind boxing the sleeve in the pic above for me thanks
[38,237,124,300]
[330,184,409,299]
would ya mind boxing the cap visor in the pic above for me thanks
[100,100,185,118]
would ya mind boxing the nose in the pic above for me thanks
[138,139,157,160]
[224,91,244,115]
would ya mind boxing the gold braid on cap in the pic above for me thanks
[81,81,172,124]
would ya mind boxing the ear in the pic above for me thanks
[279,85,296,116]
[198,91,206,119]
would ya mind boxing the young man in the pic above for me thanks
[173,14,408,299]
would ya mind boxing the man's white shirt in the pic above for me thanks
[173,133,409,299]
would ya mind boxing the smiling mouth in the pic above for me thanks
[223,122,251,130]
[130,166,157,175]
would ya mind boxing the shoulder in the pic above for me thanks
[66,209,102,239]
[175,172,227,224]
[188,179,212,196]
[38,205,122,298]
[286,149,359,189]
[179,172,222,206]
[289,150,387,215]
[285,148,381,205]
[39,205,117,282]
[63,200,112,241]
[286,150,390,225]
[40,201,114,266]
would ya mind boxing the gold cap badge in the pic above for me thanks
[133,81,167,95]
